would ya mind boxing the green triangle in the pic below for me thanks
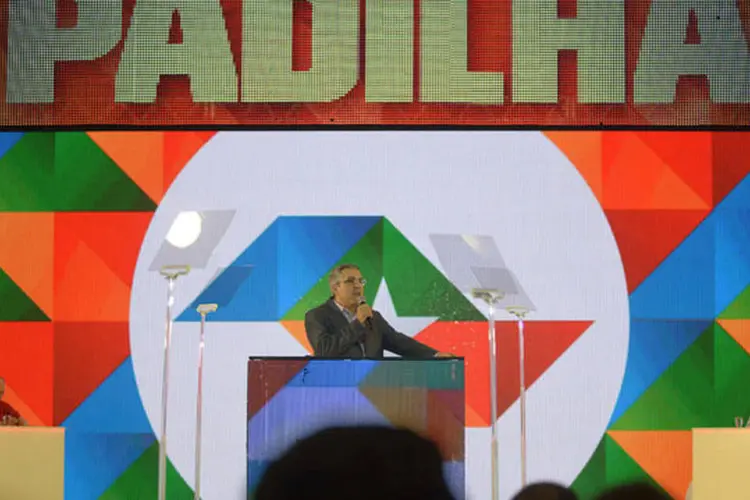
[0,268,49,321]
[282,220,384,320]
[604,435,668,494]
[98,442,194,500]
[0,132,156,211]
[571,437,607,500]
[0,133,56,210]
[719,284,750,318]
[382,219,483,321]
[611,325,715,430]
[712,323,750,425]
[54,132,157,211]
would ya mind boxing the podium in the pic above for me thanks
[0,427,64,500]
[692,428,750,499]
[246,357,466,499]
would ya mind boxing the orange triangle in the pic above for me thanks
[2,383,44,426]
[55,213,153,287]
[0,323,54,425]
[544,131,603,203]
[602,132,708,209]
[88,132,165,203]
[634,132,713,206]
[606,210,709,292]
[280,320,313,353]
[163,132,216,191]
[0,213,54,317]
[608,430,692,499]
[464,402,488,427]
[53,322,130,424]
[54,232,132,322]
[716,319,750,355]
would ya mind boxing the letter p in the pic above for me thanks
[6,0,122,103]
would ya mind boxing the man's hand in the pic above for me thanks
[435,352,456,358]
[356,303,373,326]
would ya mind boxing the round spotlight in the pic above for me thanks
[166,211,203,249]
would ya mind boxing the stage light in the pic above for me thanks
[166,211,203,249]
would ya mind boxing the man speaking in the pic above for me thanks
[305,264,452,359]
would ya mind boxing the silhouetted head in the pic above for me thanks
[512,482,578,500]
[254,426,456,500]
[596,482,671,500]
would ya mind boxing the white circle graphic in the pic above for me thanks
[130,131,629,500]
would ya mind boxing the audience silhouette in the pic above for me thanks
[254,425,456,500]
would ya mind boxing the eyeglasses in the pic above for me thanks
[341,277,367,286]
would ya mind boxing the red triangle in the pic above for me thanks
[1,383,44,426]
[495,320,592,416]
[602,132,708,209]
[163,132,216,191]
[416,322,490,426]
[427,390,466,461]
[428,389,465,424]
[416,320,592,426]
[634,132,712,206]
[54,226,133,322]
[608,431,692,499]
[0,323,54,425]
[246,358,309,421]
[712,132,750,206]
[55,213,153,287]
[52,322,130,424]
[606,209,709,292]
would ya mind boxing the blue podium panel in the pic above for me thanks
[246,357,466,499]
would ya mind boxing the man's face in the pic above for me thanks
[332,268,366,308]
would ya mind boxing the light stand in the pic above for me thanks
[508,306,530,489]
[194,303,218,500]
[472,288,504,500]
[158,265,191,500]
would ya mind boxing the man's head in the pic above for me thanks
[512,482,578,500]
[254,425,455,500]
[329,264,367,309]
[0,377,5,399]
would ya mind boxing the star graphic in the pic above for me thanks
[371,278,437,356]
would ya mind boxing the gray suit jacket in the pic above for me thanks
[304,298,438,359]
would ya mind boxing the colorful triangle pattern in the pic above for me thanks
[2,129,750,499]
[0,132,156,211]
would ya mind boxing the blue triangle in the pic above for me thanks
[248,386,390,461]
[714,208,750,314]
[0,132,24,158]
[714,172,750,210]
[62,357,153,434]
[608,319,711,425]
[64,432,154,500]
[631,174,750,319]
[277,216,381,317]
[286,359,379,387]
[178,220,279,321]
[629,217,716,319]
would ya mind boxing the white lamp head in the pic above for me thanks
[166,211,203,249]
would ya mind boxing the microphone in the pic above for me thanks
[358,296,373,329]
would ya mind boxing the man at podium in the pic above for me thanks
[0,377,26,426]
[305,264,452,359]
